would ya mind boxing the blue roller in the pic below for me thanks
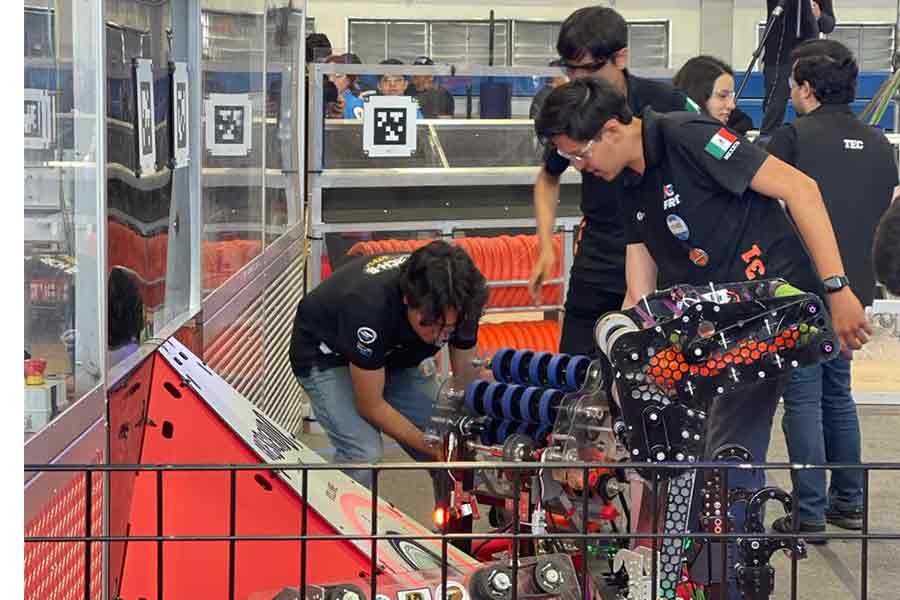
[483,382,505,419]
[519,386,538,422]
[464,380,488,416]
[501,385,518,420]
[547,353,568,389]
[491,348,516,383]
[539,388,559,424]
[498,420,514,445]
[510,350,532,385]
[528,352,552,386]
[565,355,591,391]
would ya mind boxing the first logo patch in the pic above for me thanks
[357,327,378,345]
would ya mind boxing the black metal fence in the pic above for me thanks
[23,460,900,600]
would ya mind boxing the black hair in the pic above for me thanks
[873,198,900,295]
[108,267,144,349]
[791,39,858,104]
[534,77,633,145]
[673,55,734,110]
[557,6,628,63]
[400,241,488,336]
[305,33,332,63]
[380,58,404,65]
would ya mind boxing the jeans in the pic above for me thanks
[689,377,782,600]
[781,356,863,525]
[299,364,438,488]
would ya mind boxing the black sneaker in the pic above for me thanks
[826,508,863,531]
[771,515,828,545]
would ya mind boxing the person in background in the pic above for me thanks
[305,33,332,63]
[673,55,754,134]
[874,195,900,296]
[529,61,569,119]
[766,39,897,540]
[406,56,455,118]
[761,0,835,134]
[289,241,487,488]
[377,59,424,118]
[527,6,697,358]
[325,53,365,119]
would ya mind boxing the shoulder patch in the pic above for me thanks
[704,128,739,160]
[684,96,701,113]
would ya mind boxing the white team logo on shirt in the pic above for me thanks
[357,327,378,345]
[636,211,645,222]
[364,254,410,275]
[843,139,864,150]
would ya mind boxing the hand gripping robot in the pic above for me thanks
[426,279,839,600]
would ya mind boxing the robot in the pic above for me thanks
[426,279,838,600]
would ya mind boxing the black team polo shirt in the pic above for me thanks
[289,254,478,378]
[543,70,698,306]
[623,108,821,295]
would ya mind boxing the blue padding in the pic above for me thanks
[520,386,538,422]
[565,356,590,391]
[491,348,515,383]
[464,380,487,416]
[528,352,551,386]
[510,350,532,385]
[501,384,518,420]
[539,388,558,424]
[547,354,567,389]
[484,382,504,418]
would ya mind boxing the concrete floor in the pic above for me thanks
[298,404,900,600]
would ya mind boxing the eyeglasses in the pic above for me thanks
[557,138,595,163]
[381,76,407,86]
[712,89,736,100]
[557,58,609,74]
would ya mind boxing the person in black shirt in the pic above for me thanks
[673,55,754,135]
[874,196,900,295]
[289,241,488,488]
[534,77,871,599]
[406,56,456,118]
[528,6,697,358]
[765,39,897,538]
[761,0,835,134]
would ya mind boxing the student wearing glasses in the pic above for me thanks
[378,58,424,119]
[673,55,754,134]
[289,241,487,488]
[528,6,698,358]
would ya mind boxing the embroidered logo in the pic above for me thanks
[663,183,681,209]
[357,327,378,345]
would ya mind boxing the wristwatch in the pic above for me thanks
[822,275,850,294]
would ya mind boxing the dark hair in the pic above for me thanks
[325,53,362,93]
[673,55,734,109]
[873,199,900,295]
[791,39,858,104]
[380,58,404,65]
[108,267,143,349]
[305,33,332,63]
[557,6,628,63]
[400,241,488,335]
[534,77,633,145]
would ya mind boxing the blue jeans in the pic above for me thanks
[781,356,863,525]
[299,364,438,488]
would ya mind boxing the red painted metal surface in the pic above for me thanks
[116,354,374,600]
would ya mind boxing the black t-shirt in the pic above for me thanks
[624,109,820,294]
[543,71,696,299]
[289,254,478,377]
[766,104,898,306]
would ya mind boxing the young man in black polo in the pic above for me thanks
[764,39,897,540]
[534,77,871,599]
[528,6,698,358]
[289,241,487,488]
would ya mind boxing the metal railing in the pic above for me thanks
[23,459,900,600]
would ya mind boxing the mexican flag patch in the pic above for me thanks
[705,128,738,160]
[685,96,700,113]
